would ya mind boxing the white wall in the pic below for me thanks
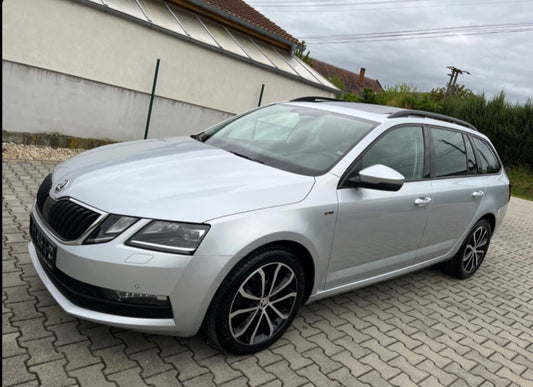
[2,61,232,141]
[2,0,334,140]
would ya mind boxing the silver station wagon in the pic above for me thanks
[29,98,510,354]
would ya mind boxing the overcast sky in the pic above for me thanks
[247,0,533,103]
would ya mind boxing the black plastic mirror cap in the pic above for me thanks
[347,176,404,192]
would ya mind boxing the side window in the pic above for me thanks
[473,137,501,174]
[464,135,478,174]
[431,128,467,177]
[361,126,424,181]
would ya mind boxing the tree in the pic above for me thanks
[327,75,345,90]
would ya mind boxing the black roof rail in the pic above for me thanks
[388,110,477,131]
[290,96,341,103]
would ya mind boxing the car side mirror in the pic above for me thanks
[347,164,405,191]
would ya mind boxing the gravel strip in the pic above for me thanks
[2,142,87,162]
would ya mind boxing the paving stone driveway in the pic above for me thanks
[3,159,533,387]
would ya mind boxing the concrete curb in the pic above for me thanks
[2,130,116,149]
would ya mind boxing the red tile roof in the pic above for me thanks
[194,0,300,45]
[312,59,383,96]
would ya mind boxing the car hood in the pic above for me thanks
[51,137,315,222]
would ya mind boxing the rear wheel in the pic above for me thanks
[204,246,305,354]
[442,219,492,279]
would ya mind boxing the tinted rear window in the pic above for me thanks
[473,137,501,174]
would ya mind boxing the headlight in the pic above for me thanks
[84,215,139,244]
[126,221,210,255]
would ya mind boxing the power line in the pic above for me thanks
[250,0,529,8]
[300,22,533,44]
[302,22,532,39]
[249,0,531,12]
[251,0,428,6]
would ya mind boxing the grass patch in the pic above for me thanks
[506,166,533,201]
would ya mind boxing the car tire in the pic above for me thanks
[204,246,305,354]
[442,219,492,279]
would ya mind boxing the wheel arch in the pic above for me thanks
[201,239,317,352]
[202,238,317,328]
[244,240,316,303]
[478,212,496,232]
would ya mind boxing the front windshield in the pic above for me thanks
[196,104,377,176]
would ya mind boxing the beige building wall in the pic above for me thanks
[2,0,335,138]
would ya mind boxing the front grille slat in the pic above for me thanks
[36,175,101,242]
[76,212,99,237]
[65,208,93,239]
[47,204,64,234]
[62,211,80,239]
[60,204,84,231]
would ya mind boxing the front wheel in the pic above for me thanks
[204,246,305,354]
[442,219,492,279]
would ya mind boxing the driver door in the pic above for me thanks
[326,126,432,288]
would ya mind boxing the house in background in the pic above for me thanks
[312,59,383,97]
[2,0,338,142]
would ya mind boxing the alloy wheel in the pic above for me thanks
[229,262,298,346]
[463,225,489,274]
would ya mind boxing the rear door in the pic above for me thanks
[471,136,507,204]
[416,127,486,262]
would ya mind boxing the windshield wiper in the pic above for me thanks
[190,133,203,141]
[229,151,265,164]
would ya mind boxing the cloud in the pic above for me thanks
[248,0,533,103]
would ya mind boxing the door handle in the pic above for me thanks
[414,197,432,206]
[472,190,485,198]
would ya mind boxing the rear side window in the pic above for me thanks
[361,126,424,181]
[431,128,467,177]
[473,137,501,174]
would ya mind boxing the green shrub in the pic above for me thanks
[342,84,532,169]
[440,92,533,168]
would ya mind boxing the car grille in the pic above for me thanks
[36,174,100,241]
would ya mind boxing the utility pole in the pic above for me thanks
[446,66,470,96]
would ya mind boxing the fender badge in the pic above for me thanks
[54,179,70,193]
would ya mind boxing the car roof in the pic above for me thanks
[287,97,478,132]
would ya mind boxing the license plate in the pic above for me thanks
[30,215,57,270]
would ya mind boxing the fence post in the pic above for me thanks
[144,58,160,140]
[257,83,265,107]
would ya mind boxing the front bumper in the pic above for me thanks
[29,208,233,336]
[29,243,178,333]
